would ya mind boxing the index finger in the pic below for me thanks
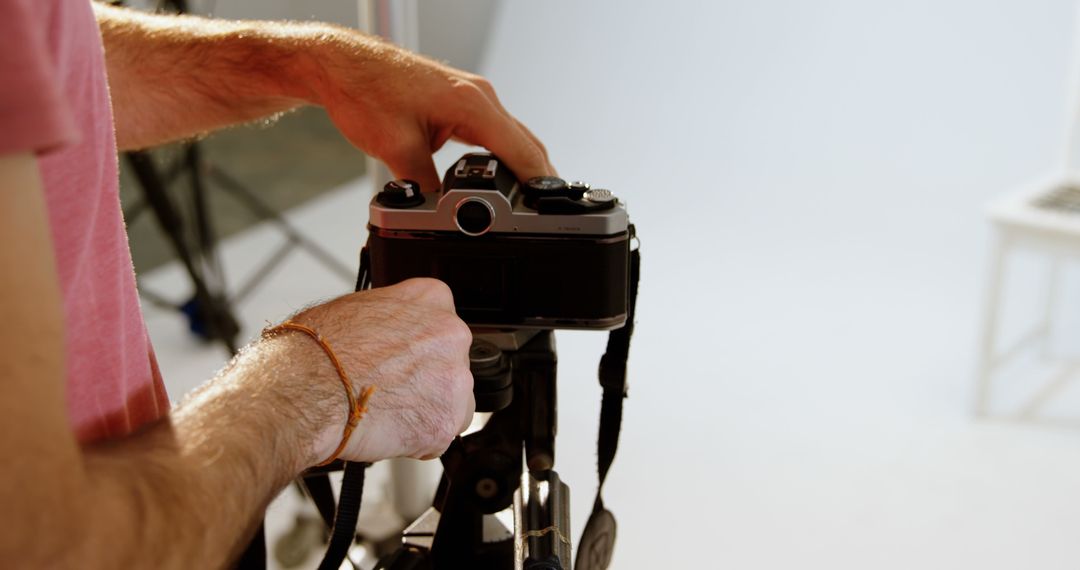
[454,99,552,182]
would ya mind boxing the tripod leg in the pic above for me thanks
[185,144,229,297]
[208,165,355,283]
[125,151,240,353]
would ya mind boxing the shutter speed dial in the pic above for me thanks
[523,176,568,194]
[520,177,618,214]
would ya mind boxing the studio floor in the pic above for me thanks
[142,1,1080,569]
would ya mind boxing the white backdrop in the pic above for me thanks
[458,1,1080,568]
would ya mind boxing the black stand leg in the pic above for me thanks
[125,150,241,353]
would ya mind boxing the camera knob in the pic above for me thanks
[523,176,568,194]
[377,179,425,209]
[584,188,616,204]
[567,181,590,200]
[521,176,568,210]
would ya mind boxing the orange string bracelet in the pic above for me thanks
[264,320,376,467]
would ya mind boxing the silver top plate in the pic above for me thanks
[370,183,630,236]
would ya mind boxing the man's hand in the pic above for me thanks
[95,4,554,190]
[313,33,554,192]
[281,278,475,464]
[15,277,475,568]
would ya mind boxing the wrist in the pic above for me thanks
[222,332,350,474]
[299,25,393,108]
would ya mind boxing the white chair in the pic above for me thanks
[976,176,1080,420]
[975,1,1080,422]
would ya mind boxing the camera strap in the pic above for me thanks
[576,227,639,570]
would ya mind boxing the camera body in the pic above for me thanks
[367,153,631,330]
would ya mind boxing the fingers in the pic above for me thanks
[377,75,553,190]
[419,373,475,461]
[462,113,550,181]
[378,129,443,195]
[510,117,556,176]
[385,277,456,311]
[461,76,554,180]
[452,87,552,183]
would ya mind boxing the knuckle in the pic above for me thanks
[445,315,472,345]
[471,76,497,98]
[517,144,548,173]
[395,277,450,300]
[424,278,455,302]
[529,144,547,166]
[385,278,422,299]
[451,78,492,106]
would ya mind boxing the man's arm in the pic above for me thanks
[0,150,473,568]
[94,2,553,192]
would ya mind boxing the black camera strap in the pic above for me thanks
[576,228,639,570]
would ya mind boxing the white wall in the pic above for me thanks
[466,2,1080,569]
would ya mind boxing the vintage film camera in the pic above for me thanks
[311,153,636,570]
[367,152,632,330]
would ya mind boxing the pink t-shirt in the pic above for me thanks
[0,0,170,442]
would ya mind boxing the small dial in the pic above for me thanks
[567,181,591,199]
[524,176,568,193]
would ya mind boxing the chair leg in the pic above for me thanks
[975,234,1009,417]
[1039,255,1063,361]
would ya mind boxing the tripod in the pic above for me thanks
[375,329,572,570]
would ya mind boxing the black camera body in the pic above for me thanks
[367,153,631,329]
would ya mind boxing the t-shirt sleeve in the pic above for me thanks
[0,0,79,156]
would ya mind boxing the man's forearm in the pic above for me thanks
[68,335,340,569]
[0,152,342,568]
[96,1,555,190]
[94,2,367,150]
